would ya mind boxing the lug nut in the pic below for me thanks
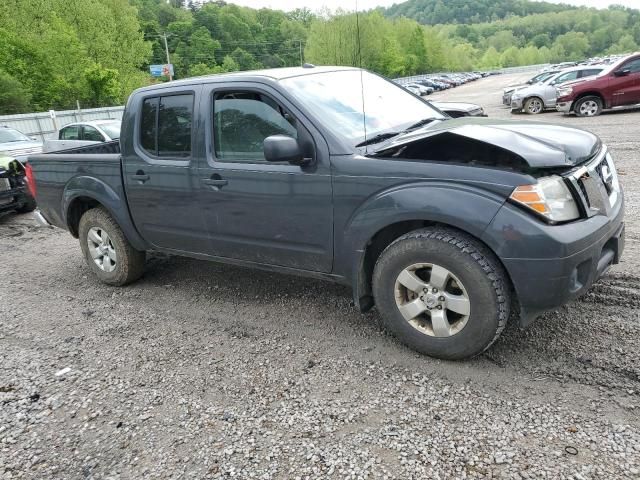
[439,296,445,302]
[432,288,438,293]
[423,288,428,293]
[437,305,443,310]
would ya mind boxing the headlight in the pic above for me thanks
[557,86,573,98]
[510,175,580,222]
[511,93,523,100]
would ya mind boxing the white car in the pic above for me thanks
[404,83,433,96]
[44,120,120,153]
[509,66,604,114]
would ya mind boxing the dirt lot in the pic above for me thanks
[1,72,639,479]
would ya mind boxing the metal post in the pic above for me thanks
[163,33,173,81]
[299,40,303,66]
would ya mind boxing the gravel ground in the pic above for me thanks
[2,72,640,479]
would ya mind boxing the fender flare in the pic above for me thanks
[62,175,147,251]
[341,181,507,310]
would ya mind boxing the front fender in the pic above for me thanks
[340,181,507,308]
[63,176,147,250]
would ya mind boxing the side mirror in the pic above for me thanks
[263,135,309,166]
[614,69,630,77]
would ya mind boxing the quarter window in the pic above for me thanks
[139,94,193,158]
[213,91,298,162]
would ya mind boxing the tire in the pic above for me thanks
[372,228,510,360]
[574,96,603,117]
[523,97,544,114]
[78,207,145,286]
[16,195,36,213]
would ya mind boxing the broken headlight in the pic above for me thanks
[510,175,580,223]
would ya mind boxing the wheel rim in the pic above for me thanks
[579,100,598,116]
[527,99,543,114]
[394,263,471,338]
[87,227,117,272]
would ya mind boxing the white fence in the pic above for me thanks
[0,106,125,142]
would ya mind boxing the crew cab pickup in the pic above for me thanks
[557,52,640,116]
[28,66,625,360]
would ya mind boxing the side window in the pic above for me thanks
[580,69,601,78]
[139,94,193,158]
[622,58,640,74]
[83,126,104,142]
[60,125,80,140]
[554,71,578,84]
[213,91,298,162]
[158,95,193,158]
[140,97,158,156]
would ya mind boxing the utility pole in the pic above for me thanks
[162,33,173,81]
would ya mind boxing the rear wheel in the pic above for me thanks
[574,96,603,117]
[372,228,510,360]
[524,97,544,114]
[78,207,145,286]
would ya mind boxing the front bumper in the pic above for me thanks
[0,187,27,213]
[482,149,625,326]
[510,97,524,110]
[556,101,573,113]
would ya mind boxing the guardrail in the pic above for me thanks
[0,106,125,142]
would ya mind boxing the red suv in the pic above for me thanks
[556,52,640,117]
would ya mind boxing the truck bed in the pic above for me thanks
[27,141,123,231]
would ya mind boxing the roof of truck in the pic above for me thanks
[134,65,360,94]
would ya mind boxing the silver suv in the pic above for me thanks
[510,66,604,114]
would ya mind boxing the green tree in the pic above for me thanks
[84,63,120,107]
[0,70,31,114]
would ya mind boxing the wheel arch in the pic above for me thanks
[573,92,606,110]
[352,220,515,315]
[63,177,147,250]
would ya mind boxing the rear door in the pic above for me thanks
[123,86,210,253]
[196,82,334,272]
[611,57,640,107]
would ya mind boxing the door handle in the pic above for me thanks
[202,176,228,189]
[131,171,150,183]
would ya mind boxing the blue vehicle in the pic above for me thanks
[28,66,624,359]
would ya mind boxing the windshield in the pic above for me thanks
[0,128,31,144]
[99,121,121,140]
[280,70,445,147]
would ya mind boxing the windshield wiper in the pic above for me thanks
[355,131,400,148]
[402,118,439,132]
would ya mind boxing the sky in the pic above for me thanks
[223,0,640,11]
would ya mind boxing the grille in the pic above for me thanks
[570,148,620,217]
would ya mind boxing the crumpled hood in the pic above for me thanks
[371,117,601,168]
[430,101,480,112]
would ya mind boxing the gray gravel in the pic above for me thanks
[2,72,640,479]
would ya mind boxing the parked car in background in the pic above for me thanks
[0,156,36,215]
[429,101,486,118]
[44,120,121,153]
[29,66,624,360]
[0,126,43,163]
[556,52,640,117]
[405,83,433,96]
[503,70,560,105]
[510,65,604,114]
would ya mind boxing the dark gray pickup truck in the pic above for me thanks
[28,66,624,359]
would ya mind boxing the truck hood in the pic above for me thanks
[430,101,480,113]
[370,117,600,168]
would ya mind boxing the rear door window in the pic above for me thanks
[82,126,104,142]
[139,94,193,158]
[60,125,80,140]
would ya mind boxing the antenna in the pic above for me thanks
[355,0,367,152]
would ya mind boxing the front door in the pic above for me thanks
[610,57,640,107]
[123,87,210,254]
[197,84,334,272]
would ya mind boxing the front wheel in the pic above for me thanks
[78,207,145,286]
[574,96,603,117]
[523,97,544,114]
[372,228,510,360]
